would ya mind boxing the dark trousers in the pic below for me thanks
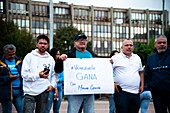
[23,91,49,113]
[151,91,170,113]
[114,91,140,113]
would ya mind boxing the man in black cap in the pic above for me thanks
[55,34,97,113]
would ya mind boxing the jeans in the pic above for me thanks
[46,87,63,113]
[12,88,23,113]
[1,101,12,113]
[140,91,152,113]
[151,91,170,113]
[1,88,23,113]
[67,94,94,113]
[109,94,115,113]
[115,91,140,113]
[23,91,49,113]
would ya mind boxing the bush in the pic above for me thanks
[165,28,170,47]
[133,37,155,62]
[0,18,35,59]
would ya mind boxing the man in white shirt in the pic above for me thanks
[111,39,144,113]
[21,35,57,113]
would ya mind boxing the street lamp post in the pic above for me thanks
[162,0,165,35]
[49,0,53,50]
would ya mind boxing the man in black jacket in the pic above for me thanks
[55,34,97,113]
[146,35,170,113]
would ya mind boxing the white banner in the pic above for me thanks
[64,58,114,95]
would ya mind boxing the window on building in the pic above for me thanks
[32,21,36,28]
[94,10,108,21]
[74,8,89,20]
[149,13,162,25]
[0,1,3,13]
[54,7,69,15]
[36,21,39,28]
[12,3,16,10]
[13,19,16,24]
[44,22,47,29]
[114,11,126,24]
[21,20,25,27]
[32,5,48,17]
[8,2,11,10]
[26,20,29,28]
[8,3,27,15]
[40,21,44,29]
[17,19,21,27]
[54,7,70,19]
[16,3,20,11]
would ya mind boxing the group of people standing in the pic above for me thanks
[106,35,169,113]
[0,35,62,113]
[0,33,169,113]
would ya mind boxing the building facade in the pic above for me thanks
[0,0,169,56]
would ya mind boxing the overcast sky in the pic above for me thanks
[33,0,170,25]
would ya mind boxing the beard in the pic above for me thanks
[157,46,167,53]
[38,47,46,53]
[157,48,167,53]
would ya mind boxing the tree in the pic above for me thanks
[133,37,155,62]
[165,28,170,47]
[53,25,92,54]
[0,18,35,58]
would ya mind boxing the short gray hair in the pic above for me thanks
[155,35,167,42]
[3,44,16,53]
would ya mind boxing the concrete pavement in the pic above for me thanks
[58,100,155,113]
[0,100,155,113]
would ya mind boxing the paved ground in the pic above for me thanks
[0,100,155,113]
[57,100,155,113]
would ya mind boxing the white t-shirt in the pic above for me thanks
[111,52,143,94]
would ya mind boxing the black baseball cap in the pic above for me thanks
[74,34,87,41]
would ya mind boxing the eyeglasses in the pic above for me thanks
[76,39,87,42]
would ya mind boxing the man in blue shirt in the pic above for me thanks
[55,34,97,113]
[0,44,23,113]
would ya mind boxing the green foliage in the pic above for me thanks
[134,37,155,62]
[0,18,35,59]
[53,25,92,54]
[134,28,170,62]
[165,28,170,47]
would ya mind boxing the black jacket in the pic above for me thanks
[145,48,170,92]
[55,48,97,73]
